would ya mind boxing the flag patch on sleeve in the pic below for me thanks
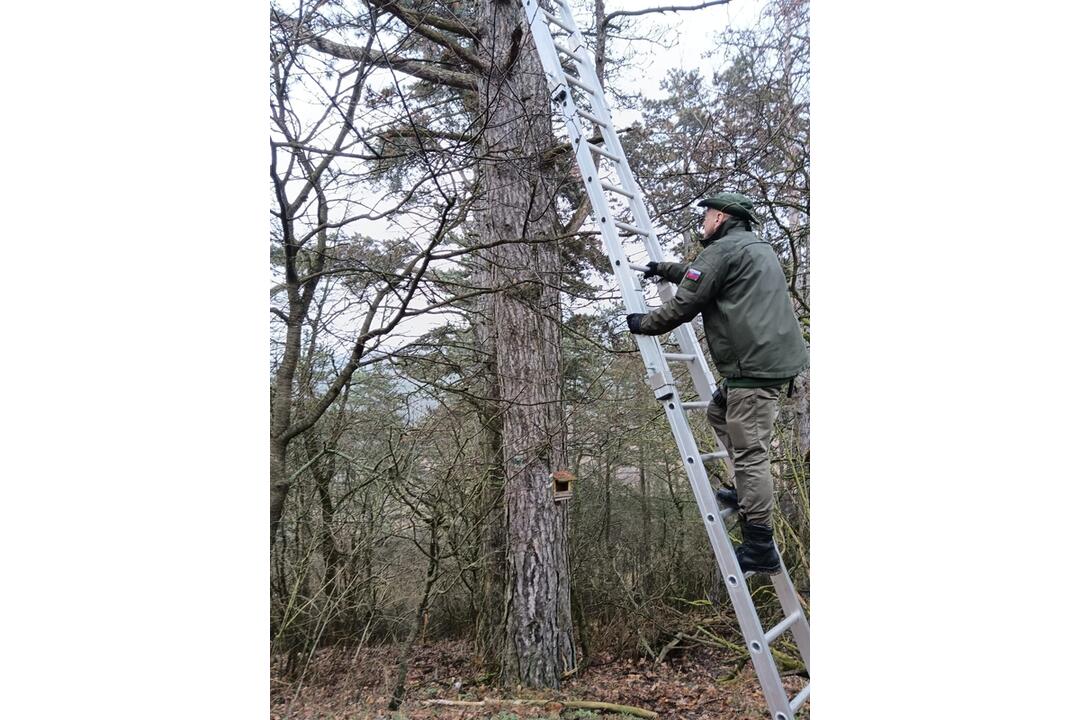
[685,268,702,281]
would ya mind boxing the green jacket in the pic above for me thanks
[637,217,809,380]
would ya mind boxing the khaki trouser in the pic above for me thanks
[707,384,783,527]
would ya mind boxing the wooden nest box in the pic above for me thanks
[551,470,574,502]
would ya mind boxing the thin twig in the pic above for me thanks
[604,1,732,29]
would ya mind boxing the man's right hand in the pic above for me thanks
[642,261,660,280]
[712,382,728,420]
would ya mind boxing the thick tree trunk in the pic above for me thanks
[479,0,575,688]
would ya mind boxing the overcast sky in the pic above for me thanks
[616,0,767,102]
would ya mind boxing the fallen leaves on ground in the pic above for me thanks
[271,639,808,719]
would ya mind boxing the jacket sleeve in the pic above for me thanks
[655,261,687,284]
[637,248,729,335]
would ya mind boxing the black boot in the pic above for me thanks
[736,521,782,575]
[715,484,739,507]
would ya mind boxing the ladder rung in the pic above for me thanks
[552,40,583,62]
[680,401,709,409]
[565,74,598,96]
[542,10,575,34]
[790,684,810,712]
[586,142,621,162]
[600,180,634,198]
[576,109,608,127]
[699,451,727,462]
[663,352,696,362]
[719,505,737,521]
[613,219,646,235]
[764,611,802,645]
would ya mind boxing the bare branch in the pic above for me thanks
[371,0,482,39]
[273,10,478,91]
[370,0,489,73]
[281,196,459,444]
[603,1,732,29]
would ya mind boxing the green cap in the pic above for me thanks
[697,192,760,224]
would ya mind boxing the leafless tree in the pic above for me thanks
[270,0,811,699]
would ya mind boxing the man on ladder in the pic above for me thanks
[625,193,809,574]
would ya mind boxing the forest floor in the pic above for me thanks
[271,639,809,719]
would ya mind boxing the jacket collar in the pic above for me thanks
[701,216,748,247]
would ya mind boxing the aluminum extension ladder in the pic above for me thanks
[519,1,810,717]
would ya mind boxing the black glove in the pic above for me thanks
[711,381,728,420]
[626,313,645,334]
[642,261,660,280]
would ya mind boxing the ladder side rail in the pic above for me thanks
[653,286,716,394]
[543,1,720,412]
[524,0,680,393]
[671,325,722,415]
[531,0,770,586]
[645,287,724,475]
[652,282,718,415]
[524,4,717,419]
[568,136,677,386]
[770,560,811,673]
[667,320,732,475]
[662,393,795,720]
[531,0,734,488]
[548,1,666,263]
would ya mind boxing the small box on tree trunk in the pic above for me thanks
[551,470,574,502]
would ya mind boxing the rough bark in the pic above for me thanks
[478,0,575,688]
[794,371,810,459]
[474,276,507,668]
[594,0,607,88]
